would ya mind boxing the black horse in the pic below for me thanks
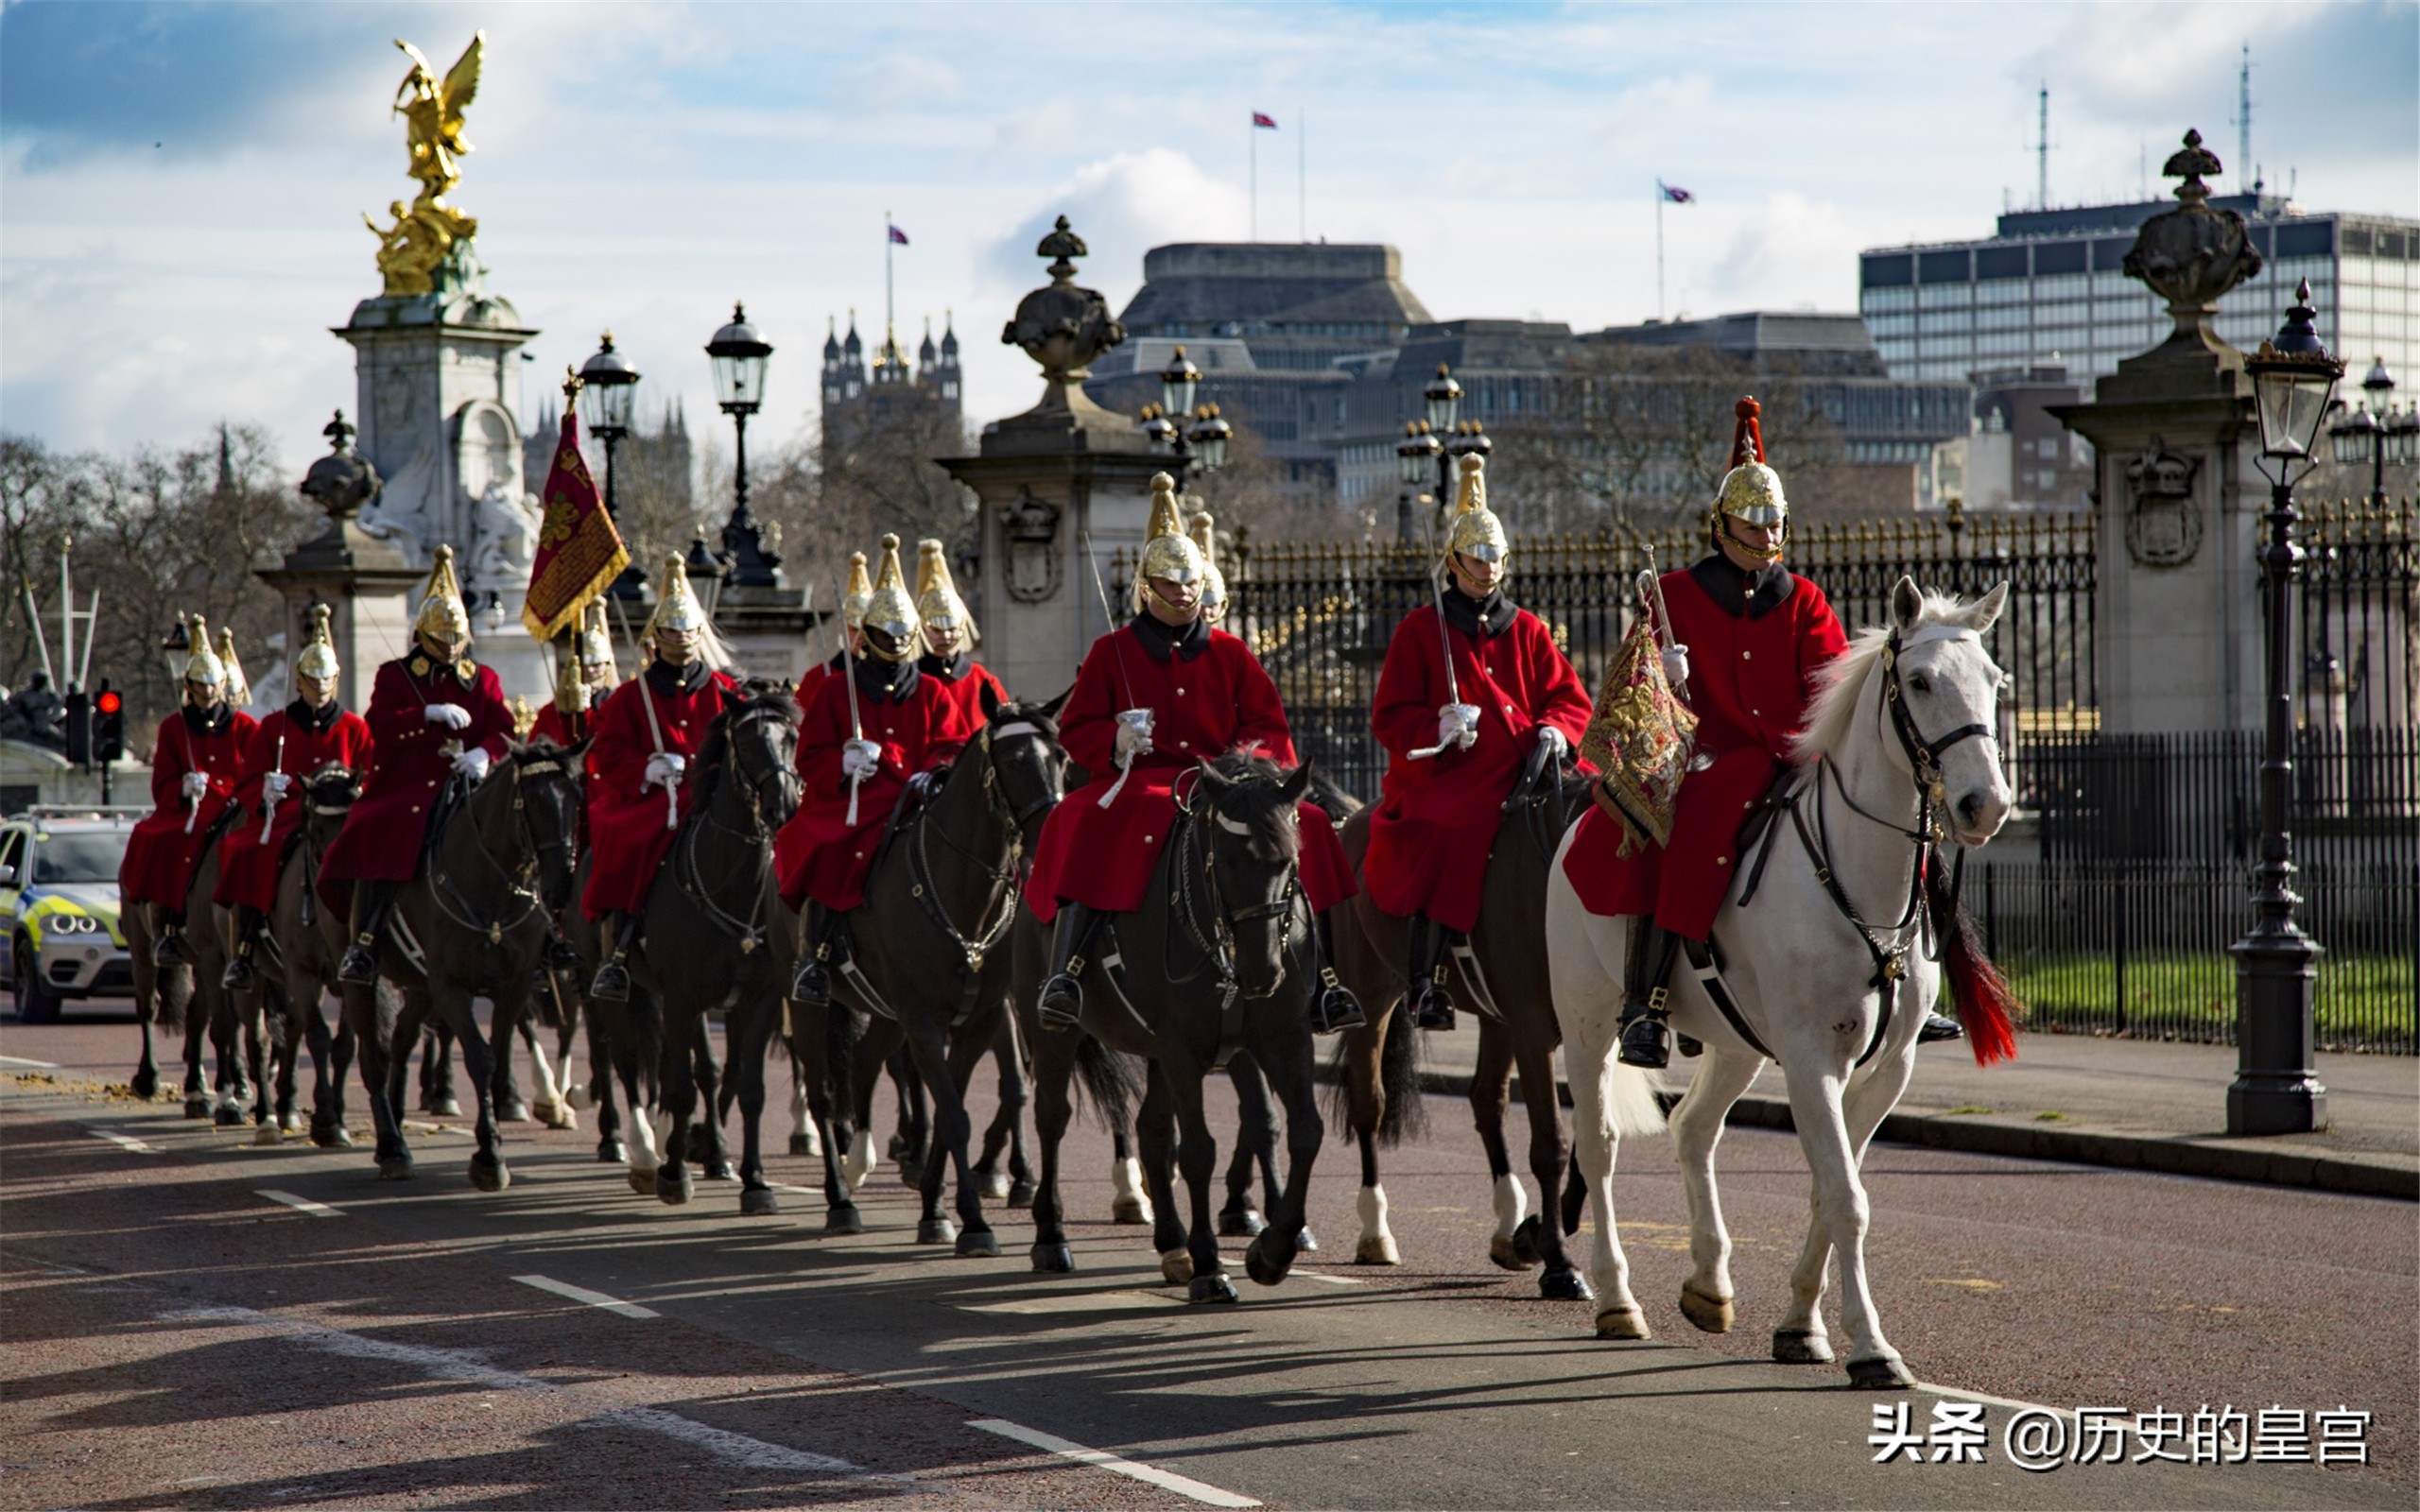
[237,764,369,1147]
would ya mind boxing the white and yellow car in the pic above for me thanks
[0,808,140,1023]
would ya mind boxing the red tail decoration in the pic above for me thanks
[1729,396,1764,469]
[1924,856,2022,1066]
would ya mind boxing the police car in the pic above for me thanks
[0,806,142,1022]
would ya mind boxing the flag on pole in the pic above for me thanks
[888,223,910,245]
[1252,112,1278,129]
[1659,181,1695,203]
[521,408,630,642]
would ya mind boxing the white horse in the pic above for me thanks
[1547,577,2015,1388]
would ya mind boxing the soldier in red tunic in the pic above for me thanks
[782,535,977,1005]
[530,601,615,753]
[121,615,259,965]
[1364,455,1595,1029]
[1026,478,1363,1033]
[913,537,1008,726]
[792,549,869,725]
[328,546,520,985]
[585,557,742,1002]
[217,606,374,988]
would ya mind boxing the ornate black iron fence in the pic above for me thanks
[2300,493,2416,735]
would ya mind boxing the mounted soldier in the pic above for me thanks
[1364,454,1595,1030]
[585,556,741,1003]
[328,546,519,986]
[217,605,374,990]
[794,549,870,716]
[531,601,616,752]
[783,534,977,1005]
[1027,474,1362,1035]
[123,615,259,966]
[913,537,1007,727]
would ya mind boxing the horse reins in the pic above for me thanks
[901,715,1059,1015]
[670,703,795,957]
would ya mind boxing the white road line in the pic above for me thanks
[968,1418,1259,1508]
[959,1292,1175,1316]
[89,1128,157,1154]
[1918,1380,2073,1418]
[256,1189,343,1219]
[513,1272,660,1319]
[0,1054,60,1068]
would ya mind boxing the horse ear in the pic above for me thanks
[979,679,1002,720]
[1281,760,1313,804]
[1963,581,2011,634]
[1041,685,1072,719]
[1891,576,1925,633]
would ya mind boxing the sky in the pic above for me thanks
[3,0,2414,474]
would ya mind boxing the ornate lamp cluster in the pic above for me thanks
[1136,345,1234,476]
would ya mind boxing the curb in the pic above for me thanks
[1355,1064,2419,1202]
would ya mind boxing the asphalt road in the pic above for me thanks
[4,1007,2413,1510]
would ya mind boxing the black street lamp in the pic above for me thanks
[576,332,647,597]
[1415,364,1491,530]
[705,302,781,589]
[2327,355,2415,507]
[1394,420,1441,541]
[2228,278,2344,1138]
[1135,344,1233,482]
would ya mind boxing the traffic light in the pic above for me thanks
[92,682,125,763]
[63,687,90,765]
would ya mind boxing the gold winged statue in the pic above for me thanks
[365,33,483,298]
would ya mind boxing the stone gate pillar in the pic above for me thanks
[257,413,424,715]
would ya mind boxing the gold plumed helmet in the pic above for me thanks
[1444,454,1508,564]
[646,553,709,640]
[840,551,873,630]
[1132,472,1207,613]
[1189,511,1228,623]
[295,604,341,684]
[413,543,472,645]
[578,600,616,673]
[553,634,585,714]
[914,538,977,647]
[215,626,251,707]
[182,613,227,689]
[860,534,922,662]
[1711,396,1787,560]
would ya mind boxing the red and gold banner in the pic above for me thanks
[522,409,629,642]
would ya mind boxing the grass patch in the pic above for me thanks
[1996,950,2415,1051]
[2033,1109,2070,1122]
[1942,1105,1996,1116]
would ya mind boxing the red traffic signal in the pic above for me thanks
[95,689,122,715]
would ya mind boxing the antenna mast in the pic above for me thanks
[2236,43,2254,196]
[2035,81,2049,210]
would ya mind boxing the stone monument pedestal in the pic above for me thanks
[258,415,424,716]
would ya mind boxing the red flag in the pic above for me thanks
[888,223,910,245]
[1252,112,1278,129]
[521,409,630,642]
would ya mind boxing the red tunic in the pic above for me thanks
[320,653,516,891]
[920,652,1009,730]
[1562,561,1850,935]
[1024,620,1355,923]
[775,661,974,912]
[579,663,738,918]
[119,706,258,909]
[213,702,375,912]
[1363,600,1594,931]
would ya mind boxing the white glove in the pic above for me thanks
[1660,645,1691,688]
[840,739,882,779]
[263,771,293,799]
[643,751,687,791]
[453,747,492,782]
[425,703,472,730]
[1436,702,1480,753]
[1113,709,1155,762]
[181,770,210,799]
[1537,725,1569,761]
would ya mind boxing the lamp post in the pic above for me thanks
[705,302,780,589]
[576,332,646,597]
[2227,278,2344,1138]
[1135,344,1233,483]
[1416,364,1491,529]
[1394,421,1441,541]
[2327,355,2414,508]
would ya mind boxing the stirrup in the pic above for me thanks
[1312,970,1365,1035]
[1036,971,1082,1032]
[1616,1010,1670,1069]
[1408,977,1455,1032]
[1916,1011,1964,1044]
[152,931,185,967]
[337,940,377,986]
[544,934,582,971]
[588,956,632,1004]
[790,954,830,1008]
[221,951,256,990]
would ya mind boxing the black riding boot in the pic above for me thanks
[153,909,187,967]
[1404,914,1455,1031]
[221,905,264,989]
[588,914,635,1002]
[1036,902,1098,1032]
[1917,1009,1964,1044]
[1616,917,1683,1069]
[1309,909,1365,1035]
[790,902,835,1005]
[337,884,394,986]
[544,925,582,972]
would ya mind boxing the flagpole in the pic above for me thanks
[1655,180,1666,322]
[1297,104,1306,241]
[1249,121,1258,240]
[885,211,895,343]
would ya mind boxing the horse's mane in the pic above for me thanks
[1202,749,1303,865]
[1792,590,1970,764]
[689,680,799,805]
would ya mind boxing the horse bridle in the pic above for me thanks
[1168,771,1301,1004]
[672,703,797,955]
[425,756,570,951]
[903,714,1062,995]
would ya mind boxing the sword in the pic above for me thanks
[1637,544,1692,711]
[1080,534,1143,808]
[611,595,679,831]
[1409,518,1468,759]
[830,573,867,825]
[259,719,287,846]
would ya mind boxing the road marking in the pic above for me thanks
[89,1127,157,1153]
[968,1418,1259,1508]
[958,1291,1175,1316]
[1918,1380,2072,1418]
[0,1054,60,1068]
[256,1189,342,1219]
[1290,1268,1369,1286]
[513,1273,659,1319]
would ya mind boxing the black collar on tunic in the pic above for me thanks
[645,659,711,696]
[918,651,975,683]
[1689,554,1797,621]
[1130,610,1211,663]
[1441,584,1517,639]
[285,698,340,734]
[180,702,233,737]
[854,654,920,704]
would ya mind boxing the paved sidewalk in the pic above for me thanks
[1398,1021,2417,1199]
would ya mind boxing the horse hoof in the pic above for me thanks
[703,1160,735,1182]
[1512,1215,1546,1267]
[539,1103,578,1132]
[1188,1274,1238,1305]
[658,1173,693,1206]
[1846,1355,1915,1390]
[1772,1328,1835,1365]
[977,1169,1011,1201]
[740,1187,780,1217]
[1678,1284,1736,1334]
[1539,1268,1595,1302]
[1159,1249,1194,1286]
[956,1229,1001,1259]
[429,1097,461,1118]
[1488,1232,1537,1272]
[627,1168,657,1196]
[251,1125,280,1146]
[1219,1208,1266,1239]
[596,1140,627,1164]
[787,1132,813,1157]
[887,1134,912,1162]
[1029,1242,1074,1273]
[378,1156,413,1181]
[469,1157,510,1193]
[1595,1305,1651,1341]
[495,1098,530,1124]
[280,1111,304,1134]
[823,1205,863,1236]
[1243,1235,1292,1287]
[311,1124,353,1149]
[897,1160,925,1190]
[131,1069,159,1099]
[184,1096,211,1120]
[1112,1197,1153,1226]
[214,1105,244,1128]
[1007,1178,1036,1210]
[1354,1235,1402,1266]
[916,1217,958,1246]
